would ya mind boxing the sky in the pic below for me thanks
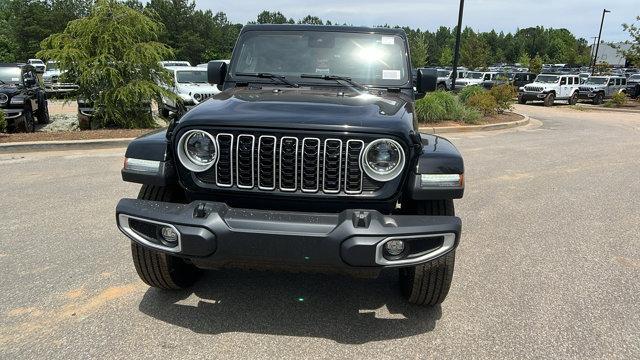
[186,0,637,42]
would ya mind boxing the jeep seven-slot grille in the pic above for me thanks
[195,132,376,195]
[525,86,543,92]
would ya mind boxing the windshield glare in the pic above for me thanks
[176,70,208,83]
[232,31,410,86]
[467,72,484,79]
[585,77,608,85]
[536,75,559,83]
[0,67,22,84]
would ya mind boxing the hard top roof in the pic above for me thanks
[240,24,407,38]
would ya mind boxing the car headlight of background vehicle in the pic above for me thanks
[176,130,218,172]
[361,138,405,182]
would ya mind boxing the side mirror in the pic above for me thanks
[207,61,227,85]
[416,68,437,93]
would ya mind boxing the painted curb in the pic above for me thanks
[572,105,640,114]
[419,114,530,134]
[0,138,133,153]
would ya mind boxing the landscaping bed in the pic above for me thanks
[0,129,155,143]
[431,111,523,127]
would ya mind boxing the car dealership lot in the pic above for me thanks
[0,105,638,359]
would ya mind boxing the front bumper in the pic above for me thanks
[44,83,79,93]
[519,92,547,101]
[116,199,461,272]
[578,91,596,100]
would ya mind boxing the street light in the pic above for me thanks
[451,0,465,91]
[591,9,611,74]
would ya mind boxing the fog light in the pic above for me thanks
[160,226,179,244]
[384,239,405,256]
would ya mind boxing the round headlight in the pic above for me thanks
[177,130,218,172]
[361,138,405,182]
[193,93,202,102]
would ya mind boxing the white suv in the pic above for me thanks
[518,74,581,106]
[159,66,220,117]
[455,71,497,89]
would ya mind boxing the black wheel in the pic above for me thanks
[130,185,200,289]
[593,93,604,105]
[36,97,50,124]
[543,93,555,107]
[518,95,527,105]
[19,110,35,132]
[568,92,578,105]
[399,199,456,306]
[437,83,447,91]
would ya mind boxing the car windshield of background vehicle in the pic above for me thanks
[536,75,560,83]
[466,72,484,79]
[46,62,59,71]
[0,67,22,84]
[231,30,410,87]
[585,77,609,85]
[176,71,208,83]
[437,70,450,77]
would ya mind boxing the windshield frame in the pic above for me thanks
[228,29,412,89]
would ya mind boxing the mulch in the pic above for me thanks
[0,129,156,143]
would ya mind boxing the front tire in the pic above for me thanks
[130,185,200,289]
[568,92,578,105]
[19,110,35,132]
[399,199,457,306]
[543,93,555,107]
[36,93,50,124]
[593,93,604,105]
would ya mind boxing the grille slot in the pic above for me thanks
[236,135,255,189]
[323,139,343,193]
[344,140,364,194]
[215,133,233,187]
[301,138,321,192]
[279,137,298,191]
[258,135,277,190]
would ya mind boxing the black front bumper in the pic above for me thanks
[519,92,547,101]
[577,91,596,100]
[116,199,461,273]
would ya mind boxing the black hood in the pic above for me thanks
[0,85,20,95]
[177,87,417,140]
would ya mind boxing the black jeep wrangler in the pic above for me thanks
[116,25,465,307]
[0,63,50,132]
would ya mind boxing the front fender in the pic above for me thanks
[406,133,464,200]
[122,129,177,186]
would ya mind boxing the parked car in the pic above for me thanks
[0,64,49,132]
[578,76,627,104]
[159,66,221,117]
[625,74,640,99]
[116,24,464,308]
[197,60,230,68]
[160,61,191,68]
[77,97,152,130]
[436,69,452,90]
[482,72,512,89]
[518,74,581,106]
[512,72,536,89]
[578,72,591,84]
[26,59,46,73]
[455,71,496,89]
[42,61,79,95]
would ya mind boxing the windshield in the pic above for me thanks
[536,75,559,84]
[231,30,410,87]
[46,62,59,71]
[176,70,208,83]
[0,67,22,84]
[30,60,43,64]
[585,77,608,85]
[437,70,450,77]
[467,72,484,79]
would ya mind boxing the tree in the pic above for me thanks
[517,52,530,67]
[255,11,294,24]
[298,15,323,25]
[529,55,543,74]
[614,15,640,67]
[439,47,453,67]
[461,30,490,69]
[409,32,428,68]
[38,0,174,128]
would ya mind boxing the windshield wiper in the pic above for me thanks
[0,79,5,85]
[235,72,299,88]
[300,74,367,90]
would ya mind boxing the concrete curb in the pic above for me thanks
[572,105,640,114]
[0,138,133,153]
[419,114,530,134]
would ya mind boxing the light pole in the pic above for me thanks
[589,36,598,65]
[451,0,465,91]
[591,9,611,74]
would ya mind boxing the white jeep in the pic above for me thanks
[159,66,221,117]
[454,71,497,89]
[577,76,627,105]
[518,74,581,106]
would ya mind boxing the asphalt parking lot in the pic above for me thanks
[0,104,639,359]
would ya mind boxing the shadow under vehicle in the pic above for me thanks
[116,25,464,308]
[0,63,50,132]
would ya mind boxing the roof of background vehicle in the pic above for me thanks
[240,24,407,37]
[165,66,206,72]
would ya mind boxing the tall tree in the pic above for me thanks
[615,15,640,67]
[255,11,294,24]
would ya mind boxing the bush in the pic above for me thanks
[458,85,485,104]
[466,92,498,116]
[0,111,5,133]
[415,91,480,124]
[611,92,627,107]
[489,84,516,113]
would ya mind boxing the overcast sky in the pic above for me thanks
[187,0,636,42]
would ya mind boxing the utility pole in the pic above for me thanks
[591,9,611,74]
[451,0,465,91]
[589,36,598,66]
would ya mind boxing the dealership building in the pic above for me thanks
[591,42,633,67]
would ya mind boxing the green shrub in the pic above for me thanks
[415,91,480,124]
[489,84,516,113]
[458,85,485,104]
[0,111,5,133]
[466,92,498,116]
[611,92,627,107]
